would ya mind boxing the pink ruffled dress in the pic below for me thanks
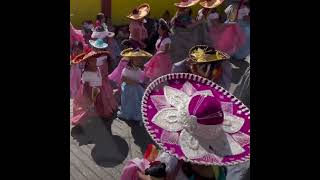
[209,22,245,56]
[120,158,150,180]
[129,21,148,49]
[70,23,89,51]
[108,58,129,87]
[71,58,118,125]
[144,37,173,81]
[70,62,83,98]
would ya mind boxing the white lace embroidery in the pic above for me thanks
[151,95,171,111]
[223,114,245,133]
[160,130,179,144]
[150,81,246,160]
[231,131,250,147]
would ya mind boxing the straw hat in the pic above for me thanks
[174,0,200,8]
[91,26,115,39]
[120,48,152,58]
[72,51,110,64]
[188,45,230,63]
[141,73,250,165]
[127,3,150,20]
[199,0,224,9]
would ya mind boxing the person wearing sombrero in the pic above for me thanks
[117,48,152,123]
[88,38,109,68]
[171,0,201,29]
[196,0,224,21]
[172,45,232,90]
[71,50,118,126]
[144,18,173,82]
[233,0,250,61]
[137,72,250,179]
[91,25,121,71]
[208,0,246,56]
[126,3,150,49]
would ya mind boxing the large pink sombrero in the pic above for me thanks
[141,73,250,166]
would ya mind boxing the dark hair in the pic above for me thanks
[96,13,105,21]
[157,19,170,49]
[145,162,166,178]
[127,58,134,68]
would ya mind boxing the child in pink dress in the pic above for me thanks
[71,51,118,126]
[144,19,173,81]
[70,42,84,98]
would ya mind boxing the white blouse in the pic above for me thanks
[96,55,108,66]
[121,67,144,83]
[155,37,171,53]
[81,71,102,87]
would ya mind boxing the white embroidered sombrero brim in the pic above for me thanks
[141,73,250,166]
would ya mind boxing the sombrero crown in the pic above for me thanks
[189,45,230,63]
[141,73,250,165]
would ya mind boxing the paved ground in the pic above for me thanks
[70,100,154,180]
[70,58,249,180]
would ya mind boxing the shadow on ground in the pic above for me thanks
[71,117,129,168]
[120,119,153,155]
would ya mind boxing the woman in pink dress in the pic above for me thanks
[144,18,173,81]
[70,42,84,98]
[70,22,89,52]
[126,3,149,49]
[71,49,118,126]
[208,1,245,56]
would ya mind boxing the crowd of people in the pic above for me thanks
[70,0,250,179]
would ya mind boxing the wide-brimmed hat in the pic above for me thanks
[127,3,150,20]
[120,48,153,58]
[72,51,110,64]
[189,45,230,63]
[200,0,224,9]
[91,26,115,39]
[174,0,200,8]
[141,73,250,166]
[224,4,238,22]
[89,39,108,49]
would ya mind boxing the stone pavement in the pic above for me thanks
[70,57,250,180]
[70,100,153,180]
